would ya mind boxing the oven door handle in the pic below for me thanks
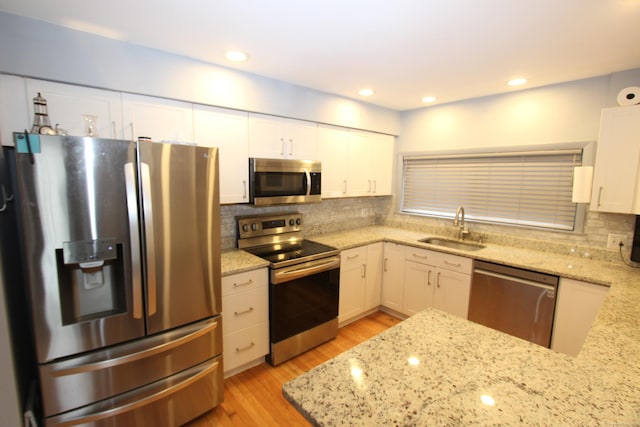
[272,256,340,284]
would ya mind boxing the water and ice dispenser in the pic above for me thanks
[56,238,126,324]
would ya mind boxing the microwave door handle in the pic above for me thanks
[305,169,311,196]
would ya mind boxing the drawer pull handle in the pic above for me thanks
[346,254,360,260]
[412,253,428,259]
[234,307,254,316]
[233,279,254,288]
[236,342,255,353]
[444,260,462,267]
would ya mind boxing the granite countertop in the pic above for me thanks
[283,308,639,426]
[221,248,269,277]
[271,226,640,426]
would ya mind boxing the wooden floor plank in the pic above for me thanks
[185,311,401,426]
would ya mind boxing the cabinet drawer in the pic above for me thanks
[341,246,368,267]
[223,289,268,334]
[223,323,269,371]
[405,246,437,265]
[221,268,268,296]
[435,253,472,274]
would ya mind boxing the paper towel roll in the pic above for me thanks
[572,166,593,203]
[617,87,640,106]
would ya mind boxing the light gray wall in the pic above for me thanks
[0,12,400,135]
[398,71,640,153]
[395,68,640,254]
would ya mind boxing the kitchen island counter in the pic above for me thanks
[283,307,639,426]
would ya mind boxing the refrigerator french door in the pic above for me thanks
[8,134,223,426]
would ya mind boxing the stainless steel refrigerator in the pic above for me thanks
[7,133,223,426]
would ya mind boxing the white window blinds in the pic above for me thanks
[401,149,582,231]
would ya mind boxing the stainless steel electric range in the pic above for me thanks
[237,212,340,365]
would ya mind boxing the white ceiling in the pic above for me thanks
[1,0,640,111]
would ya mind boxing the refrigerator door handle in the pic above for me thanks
[49,319,219,377]
[140,162,157,316]
[124,162,143,319]
[52,359,220,426]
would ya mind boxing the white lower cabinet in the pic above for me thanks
[338,243,383,325]
[551,278,608,356]
[402,247,471,318]
[221,268,269,377]
[381,242,406,313]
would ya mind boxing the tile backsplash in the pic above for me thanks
[220,196,637,266]
[220,196,393,250]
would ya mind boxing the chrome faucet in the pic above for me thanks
[453,206,470,240]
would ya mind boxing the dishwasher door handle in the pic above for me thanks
[474,269,556,291]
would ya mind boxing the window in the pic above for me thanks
[401,149,583,231]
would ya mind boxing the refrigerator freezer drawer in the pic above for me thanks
[45,356,223,427]
[39,317,222,417]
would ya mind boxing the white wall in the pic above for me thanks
[0,12,400,135]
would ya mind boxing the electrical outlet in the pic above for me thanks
[607,233,627,249]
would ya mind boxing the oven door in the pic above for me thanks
[270,256,340,343]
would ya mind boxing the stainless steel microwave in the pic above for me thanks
[249,158,321,206]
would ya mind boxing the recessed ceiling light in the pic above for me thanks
[225,50,248,62]
[507,78,527,86]
[359,88,375,97]
[421,96,437,103]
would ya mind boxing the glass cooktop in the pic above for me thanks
[244,240,338,266]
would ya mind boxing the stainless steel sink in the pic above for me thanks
[418,237,485,251]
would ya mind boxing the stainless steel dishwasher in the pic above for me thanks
[468,260,559,347]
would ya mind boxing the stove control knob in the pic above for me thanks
[242,224,249,232]
[296,218,302,226]
[289,219,295,226]
[251,223,258,231]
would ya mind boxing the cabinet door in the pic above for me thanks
[381,242,406,312]
[364,242,383,310]
[433,268,471,319]
[248,113,285,158]
[0,74,29,146]
[338,247,367,323]
[403,260,434,316]
[317,124,349,197]
[590,105,640,213]
[122,93,193,143]
[248,114,317,159]
[193,105,249,204]
[345,130,371,196]
[25,79,123,139]
[285,118,317,160]
[369,133,394,195]
[551,278,608,356]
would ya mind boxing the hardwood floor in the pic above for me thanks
[186,311,402,426]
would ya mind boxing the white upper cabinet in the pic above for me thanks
[193,105,250,204]
[318,126,395,198]
[248,113,317,160]
[317,124,350,197]
[369,132,394,195]
[122,93,194,143]
[25,79,123,139]
[346,130,371,196]
[590,105,640,214]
